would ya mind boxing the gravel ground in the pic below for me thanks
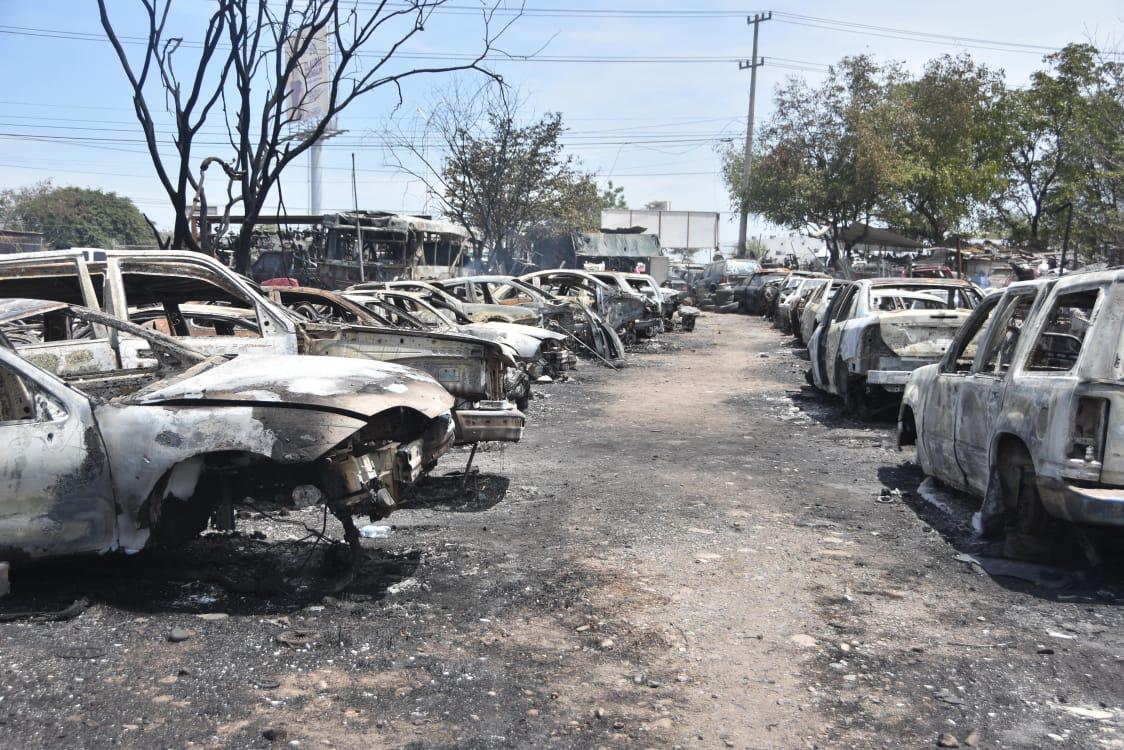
[0,312,1122,749]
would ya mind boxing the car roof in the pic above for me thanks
[861,277,976,288]
[440,275,517,284]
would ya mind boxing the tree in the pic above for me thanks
[1072,47,1124,263]
[542,177,627,236]
[723,56,909,269]
[391,86,611,270]
[883,54,1007,244]
[0,182,152,249]
[991,44,1104,250]
[98,0,515,272]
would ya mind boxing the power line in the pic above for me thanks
[773,12,1059,52]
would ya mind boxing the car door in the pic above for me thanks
[952,290,1040,494]
[105,255,297,361]
[919,293,1003,487]
[0,349,117,559]
[822,285,861,395]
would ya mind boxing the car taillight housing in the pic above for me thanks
[719,275,727,284]
[1070,396,1109,463]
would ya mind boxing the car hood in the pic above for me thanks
[123,354,454,420]
[462,302,539,323]
[460,321,566,354]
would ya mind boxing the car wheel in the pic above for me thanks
[1013,463,1049,536]
[997,446,1053,559]
[837,360,869,419]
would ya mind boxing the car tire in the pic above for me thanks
[837,360,868,419]
[997,447,1054,559]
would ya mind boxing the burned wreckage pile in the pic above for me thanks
[0,249,697,592]
[739,264,1124,561]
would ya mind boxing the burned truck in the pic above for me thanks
[899,270,1124,556]
[0,299,454,562]
[236,212,471,288]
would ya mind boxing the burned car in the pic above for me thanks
[735,269,791,315]
[434,275,575,329]
[899,271,1124,554]
[433,274,627,359]
[0,250,523,445]
[593,271,698,332]
[349,279,540,326]
[519,269,647,343]
[776,276,829,336]
[799,279,848,345]
[0,299,455,562]
[590,271,662,337]
[693,258,760,310]
[342,289,575,403]
[808,278,981,415]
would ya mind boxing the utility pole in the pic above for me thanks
[352,152,364,283]
[736,11,771,258]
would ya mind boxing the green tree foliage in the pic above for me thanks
[991,44,1107,250]
[722,56,909,269]
[0,181,153,249]
[884,54,1007,243]
[441,108,578,268]
[724,44,1124,266]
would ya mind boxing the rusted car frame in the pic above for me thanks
[348,279,540,326]
[343,289,574,384]
[518,269,647,339]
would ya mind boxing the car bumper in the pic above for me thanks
[1039,479,1124,527]
[865,370,910,390]
[453,401,525,444]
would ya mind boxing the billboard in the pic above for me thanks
[601,209,719,249]
[285,27,331,124]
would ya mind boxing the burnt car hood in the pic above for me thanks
[459,322,566,359]
[124,354,454,419]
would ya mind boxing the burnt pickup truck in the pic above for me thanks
[899,270,1124,554]
[0,299,455,561]
[0,250,523,444]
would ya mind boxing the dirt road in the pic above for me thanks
[1,313,1122,749]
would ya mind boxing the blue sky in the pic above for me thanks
[0,1,1121,249]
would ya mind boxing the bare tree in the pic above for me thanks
[388,84,593,271]
[98,0,518,272]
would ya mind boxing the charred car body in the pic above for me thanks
[776,276,829,337]
[808,278,981,415]
[349,279,540,326]
[799,279,848,345]
[0,300,455,562]
[0,250,524,445]
[736,269,791,315]
[433,274,627,359]
[899,271,1124,550]
[519,269,647,344]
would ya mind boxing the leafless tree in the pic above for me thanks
[387,84,588,271]
[98,0,518,272]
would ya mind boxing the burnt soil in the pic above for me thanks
[2,314,1123,749]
